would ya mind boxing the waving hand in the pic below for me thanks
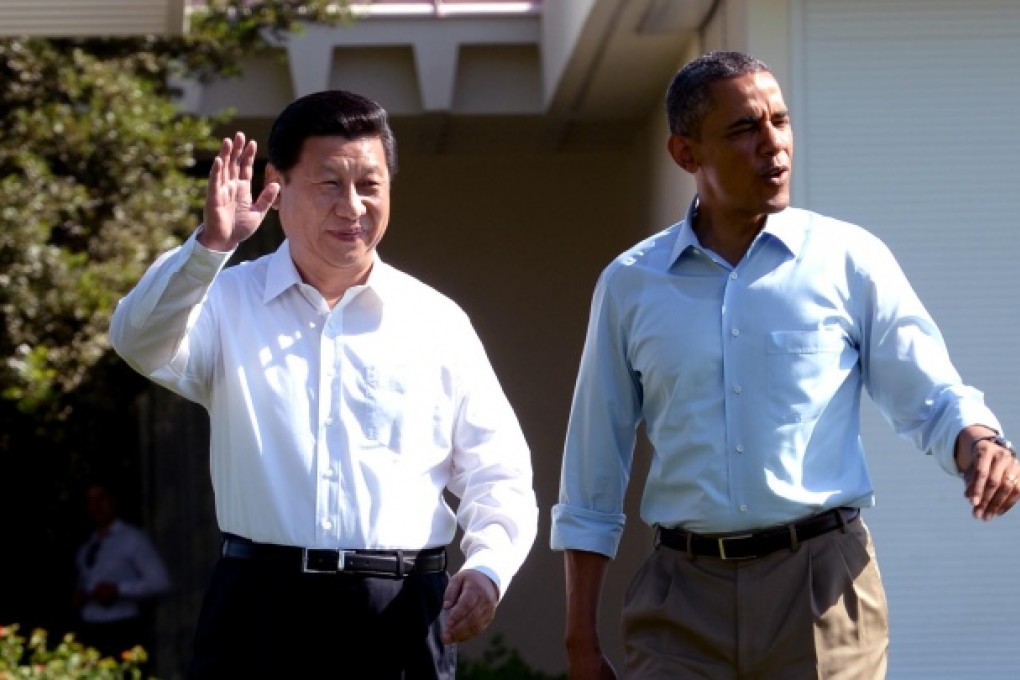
[199,132,281,251]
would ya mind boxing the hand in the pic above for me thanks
[440,569,499,644]
[200,131,281,252]
[963,439,1020,520]
[91,581,119,606]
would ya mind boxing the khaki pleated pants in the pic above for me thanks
[622,518,889,679]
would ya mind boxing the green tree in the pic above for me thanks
[0,0,350,632]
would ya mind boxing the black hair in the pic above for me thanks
[666,51,771,139]
[267,89,398,177]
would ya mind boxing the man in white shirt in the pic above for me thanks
[110,89,538,678]
[73,482,170,659]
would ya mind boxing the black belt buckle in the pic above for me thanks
[302,548,345,574]
[716,533,754,560]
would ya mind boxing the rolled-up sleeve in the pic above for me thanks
[551,268,641,558]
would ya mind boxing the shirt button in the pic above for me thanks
[321,519,333,531]
[739,504,748,512]
[729,272,738,280]
[735,444,744,453]
[733,385,742,394]
[731,328,740,337]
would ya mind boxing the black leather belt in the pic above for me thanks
[655,507,860,561]
[221,534,447,578]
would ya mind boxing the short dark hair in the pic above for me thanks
[665,51,771,139]
[267,89,398,177]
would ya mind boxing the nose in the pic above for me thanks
[758,120,779,155]
[334,184,366,219]
[759,121,788,156]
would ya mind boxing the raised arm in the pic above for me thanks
[199,132,281,251]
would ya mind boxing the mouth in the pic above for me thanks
[327,227,365,242]
[761,166,790,184]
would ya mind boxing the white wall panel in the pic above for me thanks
[795,1,1020,677]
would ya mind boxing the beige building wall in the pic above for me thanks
[380,116,662,672]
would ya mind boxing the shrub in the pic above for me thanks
[0,624,151,679]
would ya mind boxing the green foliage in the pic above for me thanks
[458,635,567,680]
[0,624,151,679]
[0,39,211,414]
[0,1,350,417]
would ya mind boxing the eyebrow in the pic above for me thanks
[724,110,790,132]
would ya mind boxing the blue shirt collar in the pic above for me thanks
[669,197,809,267]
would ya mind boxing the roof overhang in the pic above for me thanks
[0,0,187,37]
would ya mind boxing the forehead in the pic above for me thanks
[295,135,388,173]
[703,72,787,125]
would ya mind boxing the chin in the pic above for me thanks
[764,195,791,213]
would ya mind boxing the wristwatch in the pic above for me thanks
[970,433,1017,457]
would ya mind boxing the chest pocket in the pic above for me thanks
[363,365,410,450]
[766,328,851,423]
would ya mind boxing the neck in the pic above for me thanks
[299,265,373,310]
[692,208,767,266]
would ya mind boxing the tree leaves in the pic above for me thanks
[0,1,349,416]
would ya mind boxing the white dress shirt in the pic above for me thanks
[552,202,1001,557]
[76,519,170,623]
[110,233,537,593]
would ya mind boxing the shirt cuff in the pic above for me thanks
[549,503,626,558]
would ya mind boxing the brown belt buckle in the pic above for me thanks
[717,534,753,560]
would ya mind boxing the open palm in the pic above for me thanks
[201,131,280,251]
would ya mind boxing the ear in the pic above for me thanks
[264,163,283,209]
[667,134,699,174]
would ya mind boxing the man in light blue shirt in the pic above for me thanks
[551,50,1019,679]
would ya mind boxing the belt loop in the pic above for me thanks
[395,549,404,578]
[653,525,662,550]
[788,523,799,552]
[837,507,849,533]
[685,531,694,561]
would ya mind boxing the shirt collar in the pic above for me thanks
[263,240,392,306]
[669,198,703,265]
[264,240,303,304]
[669,197,809,266]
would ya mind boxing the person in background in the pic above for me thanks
[109,89,538,679]
[73,481,170,659]
[551,50,1019,679]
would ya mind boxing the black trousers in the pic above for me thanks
[187,555,455,679]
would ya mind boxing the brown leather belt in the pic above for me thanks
[221,534,447,577]
[655,507,860,561]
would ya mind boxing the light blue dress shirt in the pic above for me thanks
[551,201,1001,557]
